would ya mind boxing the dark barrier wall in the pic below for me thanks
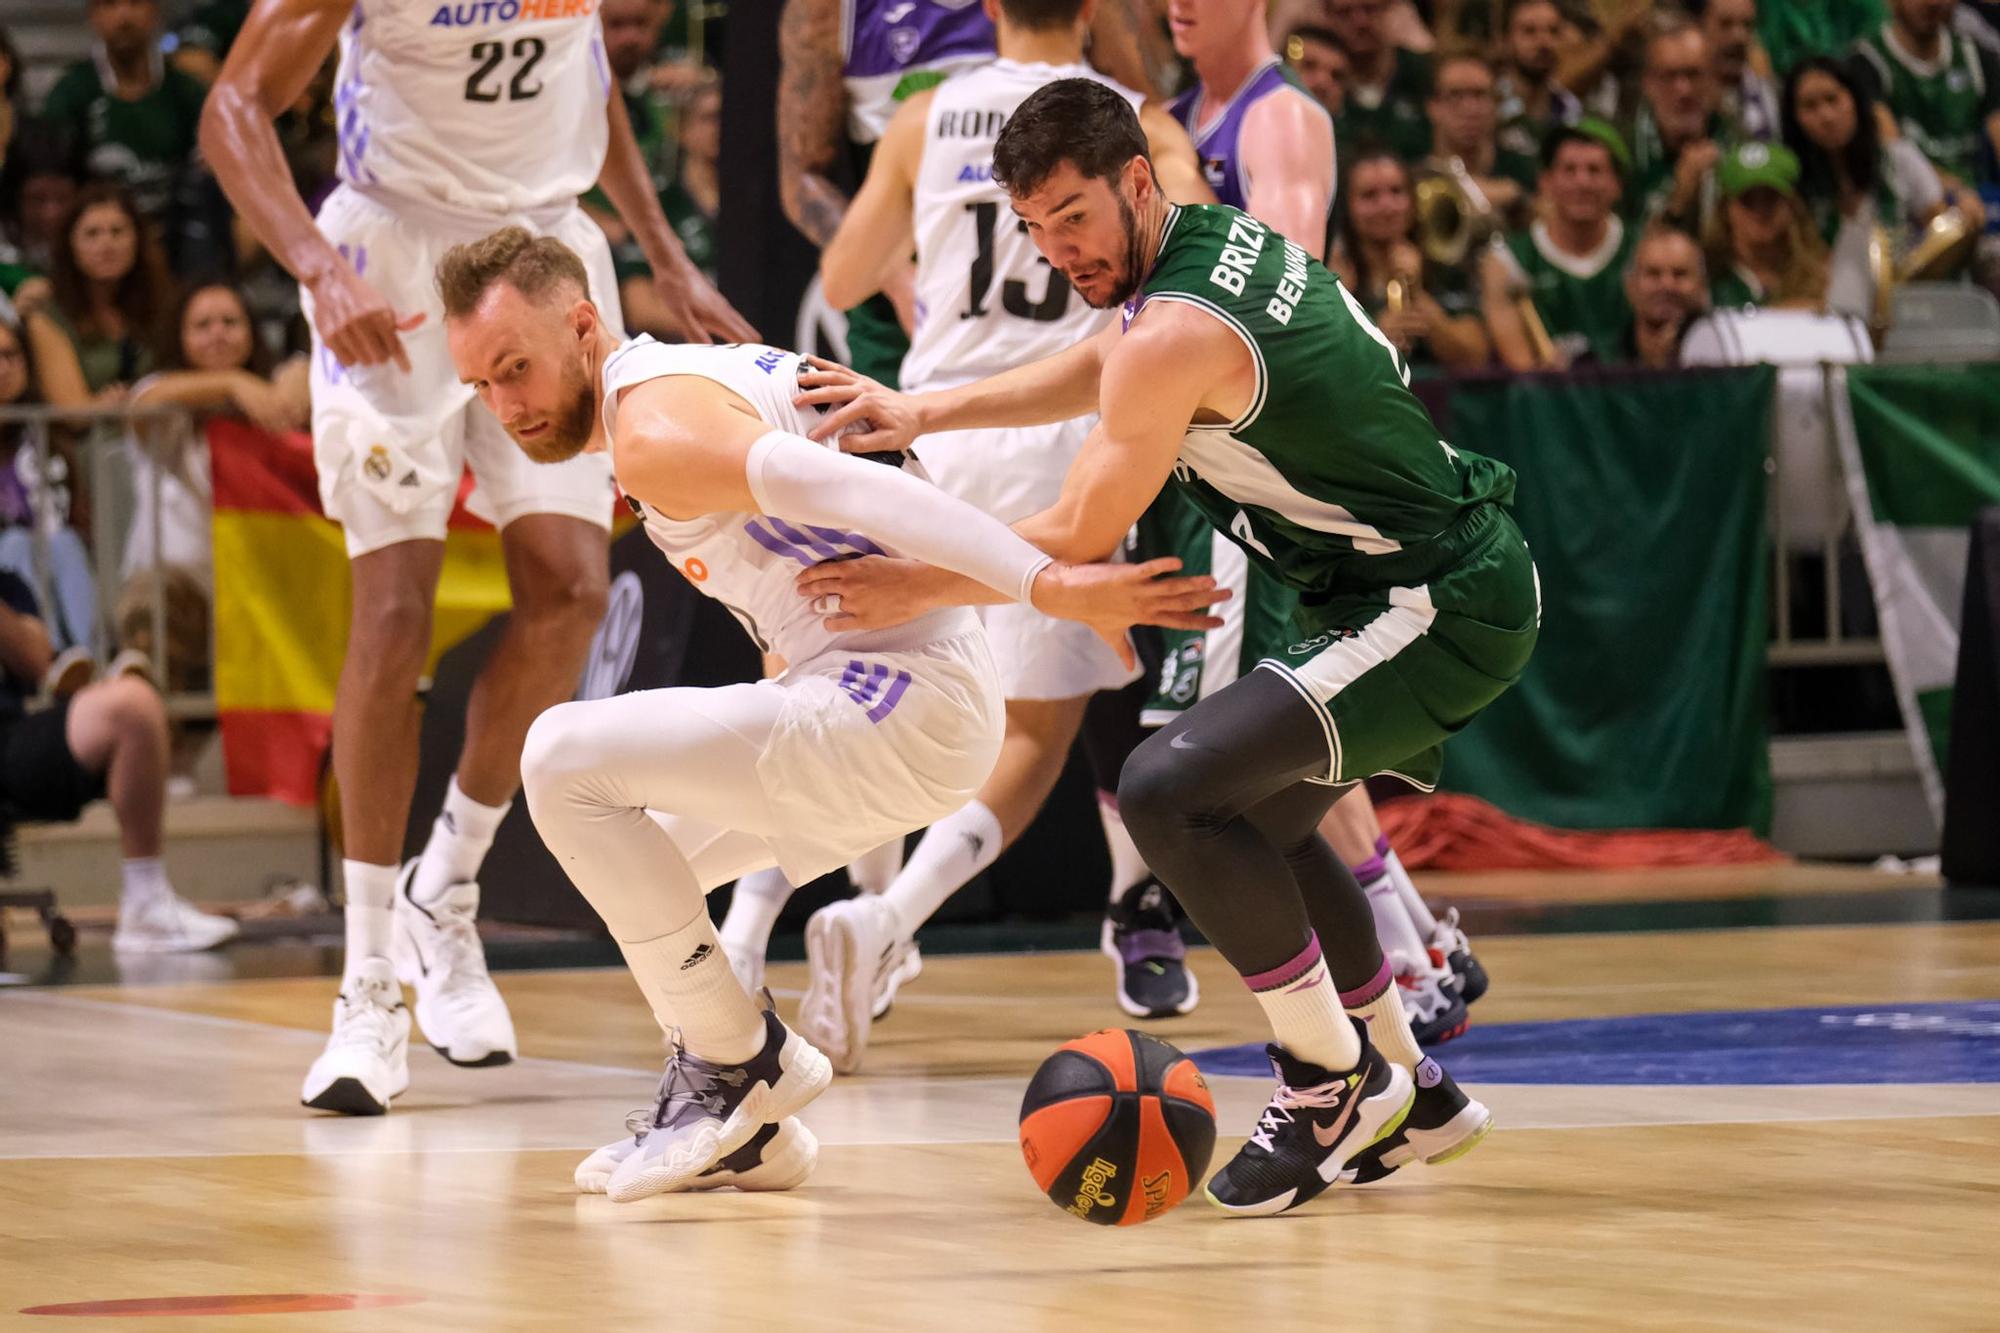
[717,0,822,345]
[1943,507,2000,887]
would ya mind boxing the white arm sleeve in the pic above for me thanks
[745,431,1053,603]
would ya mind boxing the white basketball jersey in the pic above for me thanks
[900,60,1142,392]
[331,0,611,217]
[599,336,975,668]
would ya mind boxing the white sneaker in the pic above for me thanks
[301,957,411,1115]
[800,894,900,1075]
[111,892,240,953]
[394,861,517,1067]
[1395,951,1469,1046]
[606,1009,833,1202]
[871,937,921,1021]
[576,1115,818,1194]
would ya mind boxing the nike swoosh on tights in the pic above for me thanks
[1169,732,1199,750]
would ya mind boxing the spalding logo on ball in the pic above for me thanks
[1018,1029,1216,1225]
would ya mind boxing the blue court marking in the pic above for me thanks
[1189,1000,2000,1085]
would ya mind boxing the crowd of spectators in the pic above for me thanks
[1278,0,2000,372]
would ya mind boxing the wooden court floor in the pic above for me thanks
[3,905,1999,1330]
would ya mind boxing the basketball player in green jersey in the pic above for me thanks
[796,78,1537,1214]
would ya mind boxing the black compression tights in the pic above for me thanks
[1115,669,1387,991]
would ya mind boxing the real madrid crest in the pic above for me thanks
[364,444,392,483]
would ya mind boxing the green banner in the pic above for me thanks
[1434,367,1776,831]
[1837,362,2000,817]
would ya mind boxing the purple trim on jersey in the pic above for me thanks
[769,516,844,561]
[844,0,995,80]
[806,524,884,556]
[1170,59,1291,211]
[591,33,611,98]
[745,519,817,566]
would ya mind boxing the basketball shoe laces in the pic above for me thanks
[428,911,496,1007]
[646,1036,750,1132]
[1248,1076,1349,1153]
[329,973,400,1051]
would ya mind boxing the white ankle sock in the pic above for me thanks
[881,800,1002,941]
[617,908,765,1062]
[1358,854,1430,968]
[341,859,398,987]
[719,866,796,958]
[119,857,172,912]
[1382,843,1438,937]
[1341,960,1425,1071]
[845,838,905,895]
[412,778,511,906]
[1246,938,1359,1072]
[1097,794,1150,904]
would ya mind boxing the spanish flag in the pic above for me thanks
[209,419,511,805]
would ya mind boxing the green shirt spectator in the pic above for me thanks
[1622,19,1738,231]
[41,0,207,232]
[1850,6,2000,186]
[1327,0,1432,158]
[1483,122,1636,368]
[1704,140,1831,310]
[1761,0,1885,79]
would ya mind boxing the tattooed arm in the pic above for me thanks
[778,0,852,247]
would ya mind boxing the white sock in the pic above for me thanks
[719,866,796,958]
[341,859,398,987]
[412,777,512,907]
[617,907,765,1062]
[1342,960,1425,1072]
[881,800,1002,942]
[1382,844,1438,937]
[1097,794,1150,904]
[845,838,905,895]
[119,856,172,912]
[1358,855,1430,969]
[1247,938,1360,1071]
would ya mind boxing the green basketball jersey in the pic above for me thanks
[1498,218,1636,366]
[1123,204,1516,604]
[1852,26,2000,185]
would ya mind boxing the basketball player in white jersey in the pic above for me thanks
[433,227,1221,1199]
[750,0,1210,1073]
[200,0,754,1115]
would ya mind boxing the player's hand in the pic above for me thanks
[793,357,923,453]
[650,260,758,344]
[307,262,424,373]
[794,555,944,631]
[1029,558,1229,671]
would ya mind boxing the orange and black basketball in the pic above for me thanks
[1018,1029,1216,1226]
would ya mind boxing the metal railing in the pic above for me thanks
[0,403,216,720]
[1765,365,1887,669]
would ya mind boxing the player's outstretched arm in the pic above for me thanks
[597,88,756,343]
[1012,303,1229,562]
[200,0,423,371]
[819,91,926,311]
[794,317,1118,451]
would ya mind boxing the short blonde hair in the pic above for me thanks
[436,225,590,319]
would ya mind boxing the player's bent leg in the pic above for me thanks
[1116,676,1412,1216]
[520,691,832,1200]
[303,538,443,1115]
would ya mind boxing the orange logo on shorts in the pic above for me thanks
[682,558,708,583]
